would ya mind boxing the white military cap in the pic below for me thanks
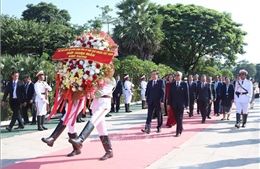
[140,75,145,79]
[239,69,248,75]
[36,70,44,77]
[124,74,129,79]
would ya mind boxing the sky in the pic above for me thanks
[1,0,259,64]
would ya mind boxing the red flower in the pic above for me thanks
[75,73,79,77]
[88,61,93,64]
[92,74,97,80]
[85,70,90,75]
[80,39,84,43]
[96,64,101,69]
[89,36,93,40]
[103,48,107,51]
[81,82,86,87]
[87,41,92,46]
[69,60,73,64]
[70,65,74,70]
[76,37,81,41]
[82,43,87,47]
[86,80,92,85]
[78,64,83,69]
[94,39,97,42]
[71,42,75,46]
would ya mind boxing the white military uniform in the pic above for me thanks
[34,80,52,116]
[140,80,147,101]
[89,77,116,136]
[234,79,252,114]
[124,80,134,104]
[61,97,86,134]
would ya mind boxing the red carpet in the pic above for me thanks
[3,113,218,169]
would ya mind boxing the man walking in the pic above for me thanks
[141,70,165,134]
[187,75,196,117]
[167,71,189,137]
[196,75,213,123]
[234,69,252,128]
[207,76,216,119]
[2,70,26,132]
[111,74,123,113]
[22,76,36,125]
[213,76,222,116]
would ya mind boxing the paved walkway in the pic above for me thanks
[1,99,259,169]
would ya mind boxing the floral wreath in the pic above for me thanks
[49,30,118,125]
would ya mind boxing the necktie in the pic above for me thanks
[202,82,205,88]
[242,81,244,84]
[153,80,155,87]
[26,84,29,94]
[177,82,179,87]
[12,81,16,88]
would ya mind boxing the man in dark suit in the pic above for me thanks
[207,76,216,119]
[196,75,213,123]
[213,76,223,116]
[167,71,189,137]
[111,74,123,113]
[141,70,165,134]
[193,74,201,114]
[22,76,36,125]
[187,75,196,117]
[1,70,26,131]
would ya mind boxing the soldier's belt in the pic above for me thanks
[235,91,248,98]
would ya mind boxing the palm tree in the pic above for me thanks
[113,0,164,60]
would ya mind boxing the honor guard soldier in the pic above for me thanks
[140,75,147,109]
[123,74,134,112]
[234,69,252,128]
[34,70,52,131]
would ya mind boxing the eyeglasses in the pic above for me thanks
[175,74,180,76]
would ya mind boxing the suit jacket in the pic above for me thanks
[113,80,123,96]
[168,81,189,108]
[220,83,234,107]
[213,81,223,98]
[208,83,216,100]
[2,80,26,104]
[187,81,196,101]
[25,82,35,103]
[196,82,212,102]
[146,79,165,105]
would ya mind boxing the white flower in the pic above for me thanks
[90,70,95,76]
[72,87,76,92]
[88,76,93,81]
[79,60,84,65]
[83,74,89,80]
[78,87,83,91]
[102,41,109,47]
[75,41,82,46]
[95,69,100,74]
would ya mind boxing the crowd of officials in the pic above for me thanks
[1,69,259,136]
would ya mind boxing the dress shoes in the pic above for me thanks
[201,120,205,124]
[156,128,161,133]
[207,116,211,119]
[174,133,181,137]
[14,126,24,129]
[80,119,85,122]
[6,127,12,132]
[30,122,36,125]
[141,129,150,134]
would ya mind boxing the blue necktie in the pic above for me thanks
[12,81,16,89]
[26,84,29,94]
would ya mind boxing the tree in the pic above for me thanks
[155,4,247,74]
[219,69,234,79]
[233,60,257,78]
[113,0,164,60]
[255,64,260,82]
[96,5,119,34]
[1,15,75,57]
[22,2,71,25]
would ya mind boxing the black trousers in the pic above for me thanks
[189,98,195,115]
[199,100,209,122]
[111,94,121,112]
[172,105,184,133]
[9,99,23,128]
[146,102,162,129]
[207,101,213,117]
[214,97,221,114]
[22,102,36,123]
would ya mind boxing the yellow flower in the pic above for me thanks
[65,79,70,89]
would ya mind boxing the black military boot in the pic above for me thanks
[99,135,113,160]
[41,116,48,130]
[69,121,95,149]
[67,133,81,157]
[127,104,132,112]
[235,113,241,129]
[37,116,43,131]
[125,104,128,112]
[242,114,248,128]
[41,120,66,147]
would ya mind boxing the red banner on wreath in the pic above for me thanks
[52,48,114,64]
